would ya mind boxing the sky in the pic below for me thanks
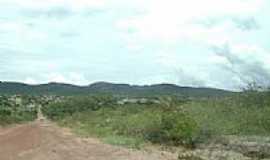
[0,0,270,90]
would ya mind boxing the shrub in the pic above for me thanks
[0,104,37,126]
[160,112,199,147]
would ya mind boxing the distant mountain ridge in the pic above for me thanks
[0,81,233,97]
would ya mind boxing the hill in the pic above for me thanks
[0,81,233,97]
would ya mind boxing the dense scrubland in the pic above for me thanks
[0,95,62,125]
[41,88,270,150]
[0,95,38,125]
[42,96,198,148]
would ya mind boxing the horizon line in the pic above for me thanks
[0,80,235,92]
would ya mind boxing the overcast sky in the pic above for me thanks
[0,0,270,90]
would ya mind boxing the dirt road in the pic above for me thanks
[0,118,177,160]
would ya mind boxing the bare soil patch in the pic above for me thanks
[0,119,177,160]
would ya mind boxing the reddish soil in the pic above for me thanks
[0,119,177,160]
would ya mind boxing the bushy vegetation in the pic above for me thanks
[43,96,199,148]
[42,86,270,149]
[0,95,38,125]
[182,88,270,147]
[42,95,116,120]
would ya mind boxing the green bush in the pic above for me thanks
[0,105,37,125]
[0,95,39,126]
[160,112,199,146]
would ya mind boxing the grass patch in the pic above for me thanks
[102,135,144,149]
[184,98,270,137]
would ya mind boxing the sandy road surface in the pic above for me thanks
[0,118,177,160]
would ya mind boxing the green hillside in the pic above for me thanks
[0,81,233,97]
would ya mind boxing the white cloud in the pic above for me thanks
[213,43,270,86]
[21,73,89,85]
[43,72,89,85]
[176,68,207,87]
[155,51,179,68]
[117,0,264,47]
[2,0,107,11]
[115,0,268,89]
[24,77,38,84]
[137,73,176,85]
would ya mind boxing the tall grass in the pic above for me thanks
[184,97,270,137]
